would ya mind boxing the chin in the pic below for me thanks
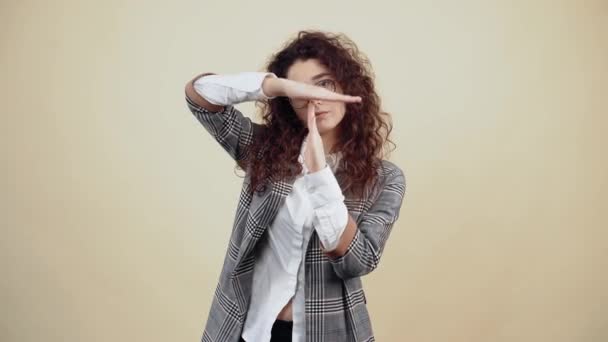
[317,124,338,135]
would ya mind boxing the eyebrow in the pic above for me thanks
[311,72,333,81]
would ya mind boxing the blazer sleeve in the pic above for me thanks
[184,92,265,163]
[328,166,407,279]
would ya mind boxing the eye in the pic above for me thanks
[317,79,336,91]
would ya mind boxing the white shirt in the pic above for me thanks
[193,72,349,342]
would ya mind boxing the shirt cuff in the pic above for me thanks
[305,165,344,208]
[305,164,349,252]
[257,73,277,100]
[313,201,349,252]
[193,71,277,105]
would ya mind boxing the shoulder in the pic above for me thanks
[358,159,406,202]
[378,159,406,186]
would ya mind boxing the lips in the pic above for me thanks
[315,111,329,116]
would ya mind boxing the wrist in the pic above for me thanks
[307,162,327,174]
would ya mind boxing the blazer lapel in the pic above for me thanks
[229,173,296,318]
[232,173,296,276]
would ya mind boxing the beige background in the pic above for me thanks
[2,0,607,341]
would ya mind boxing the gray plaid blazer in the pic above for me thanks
[185,94,407,342]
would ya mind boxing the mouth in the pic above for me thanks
[315,111,329,117]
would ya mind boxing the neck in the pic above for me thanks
[320,129,338,155]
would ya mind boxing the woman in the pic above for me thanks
[184,30,406,342]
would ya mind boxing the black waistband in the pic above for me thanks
[273,319,293,328]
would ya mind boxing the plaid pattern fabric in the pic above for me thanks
[185,94,407,342]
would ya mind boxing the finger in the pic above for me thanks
[307,101,317,132]
[315,88,362,103]
[297,94,361,104]
[291,86,362,103]
[326,94,362,103]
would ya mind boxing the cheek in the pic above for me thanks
[332,104,346,123]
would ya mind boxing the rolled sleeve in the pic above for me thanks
[193,72,277,106]
[305,165,349,251]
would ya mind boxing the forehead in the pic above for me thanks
[286,58,333,83]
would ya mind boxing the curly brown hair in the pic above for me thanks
[238,30,395,198]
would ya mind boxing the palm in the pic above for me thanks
[283,79,361,103]
[303,101,327,173]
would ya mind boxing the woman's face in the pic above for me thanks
[286,58,347,135]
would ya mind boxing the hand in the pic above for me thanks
[262,76,362,104]
[303,101,327,173]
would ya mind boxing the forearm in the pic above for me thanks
[183,72,271,162]
[305,165,352,253]
[324,214,358,258]
[187,71,278,108]
[327,168,407,279]
[261,75,286,98]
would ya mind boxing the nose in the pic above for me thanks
[310,99,323,106]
